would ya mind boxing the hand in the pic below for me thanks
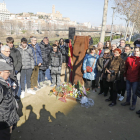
[38,63,41,66]
[49,66,51,70]
[124,77,126,81]
[106,70,111,74]
[84,70,86,73]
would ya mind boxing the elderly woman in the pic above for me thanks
[83,46,99,92]
[97,49,112,95]
[105,48,125,107]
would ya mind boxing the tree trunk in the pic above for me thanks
[129,22,135,43]
[100,0,109,44]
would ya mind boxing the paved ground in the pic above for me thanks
[11,85,140,140]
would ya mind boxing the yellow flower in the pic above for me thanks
[70,93,73,97]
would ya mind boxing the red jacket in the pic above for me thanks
[125,56,140,82]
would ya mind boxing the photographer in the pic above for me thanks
[105,48,125,107]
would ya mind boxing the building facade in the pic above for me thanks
[0,1,10,21]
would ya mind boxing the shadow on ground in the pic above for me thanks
[12,86,140,140]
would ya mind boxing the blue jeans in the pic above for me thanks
[45,68,51,81]
[126,80,138,105]
[38,69,46,83]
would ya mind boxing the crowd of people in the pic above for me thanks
[83,39,140,111]
[0,35,140,139]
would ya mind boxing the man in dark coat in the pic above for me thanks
[6,37,22,98]
[38,37,52,86]
[0,60,19,140]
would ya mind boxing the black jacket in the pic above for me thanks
[10,46,22,72]
[89,38,93,45]
[39,41,52,70]
[59,45,68,63]
[0,77,19,130]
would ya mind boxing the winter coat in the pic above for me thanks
[17,45,34,69]
[49,51,62,67]
[10,46,22,72]
[125,56,140,82]
[83,54,99,80]
[0,77,19,130]
[121,52,132,61]
[39,41,52,70]
[106,56,125,81]
[59,45,68,63]
[97,55,111,78]
[28,43,43,66]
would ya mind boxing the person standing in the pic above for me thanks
[83,46,99,92]
[105,48,125,107]
[29,37,42,90]
[6,37,22,98]
[49,44,62,87]
[100,41,111,57]
[121,47,140,110]
[39,37,52,86]
[17,38,35,98]
[0,60,19,140]
[60,39,69,83]
[117,44,132,101]
[89,35,93,46]
[118,39,126,53]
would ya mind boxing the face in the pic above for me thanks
[7,42,13,48]
[111,45,117,51]
[97,43,103,50]
[0,70,11,80]
[120,40,125,47]
[114,51,120,57]
[90,48,95,54]
[124,47,131,53]
[55,42,58,46]
[104,52,109,56]
[21,42,27,48]
[134,48,140,57]
[43,38,49,45]
[31,38,37,45]
[106,42,110,47]
[1,48,10,57]
[53,47,57,52]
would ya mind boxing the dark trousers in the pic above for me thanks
[100,80,104,93]
[104,80,117,103]
[84,78,95,89]
[21,69,32,91]
[31,66,39,88]
[0,127,11,140]
[39,69,46,83]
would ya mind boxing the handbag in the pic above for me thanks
[86,56,96,73]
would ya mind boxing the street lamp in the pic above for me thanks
[110,7,116,41]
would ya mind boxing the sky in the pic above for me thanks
[4,0,126,26]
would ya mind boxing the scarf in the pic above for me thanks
[0,53,11,65]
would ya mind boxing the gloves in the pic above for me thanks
[58,67,61,71]
[49,66,51,70]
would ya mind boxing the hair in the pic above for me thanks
[30,36,37,40]
[1,45,10,51]
[125,44,131,49]
[104,49,110,54]
[88,35,91,37]
[52,44,57,48]
[0,42,3,46]
[43,37,48,40]
[88,45,98,54]
[21,38,27,43]
[113,48,122,54]
[54,40,58,45]
[105,40,111,50]
[134,47,140,51]
[59,38,64,46]
[120,39,126,43]
[6,37,14,43]
[112,44,116,47]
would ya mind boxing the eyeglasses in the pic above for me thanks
[91,48,94,50]
[104,53,109,54]
[4,50,10,53]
